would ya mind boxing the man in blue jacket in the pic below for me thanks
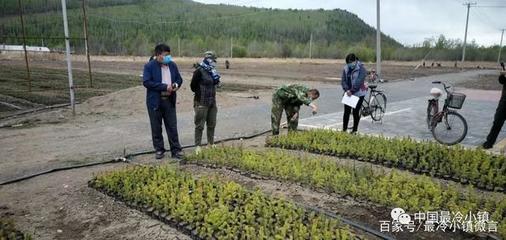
[143,44,183,159]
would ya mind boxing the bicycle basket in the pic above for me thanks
[447,92,466,109]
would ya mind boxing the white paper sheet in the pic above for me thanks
[341,94,360,108]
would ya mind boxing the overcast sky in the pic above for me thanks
[194,0,506,47]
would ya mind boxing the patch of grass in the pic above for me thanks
[0,219,32,240]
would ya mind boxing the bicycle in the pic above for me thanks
[360,84,387,121]
[426,81,468,145]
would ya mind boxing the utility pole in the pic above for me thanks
[178,37,181,57]
[230,37,233,58]
[461,2,476,65]
[81,0,93,88]
[376,0,381,80]
[18,0,31,92]
[309,32,313,59]
[498,29,505,64]
[61,0,76,115]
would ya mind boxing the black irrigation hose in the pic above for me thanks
[0,158,129,186]
[0,129,272,186]
[125,129,272,159]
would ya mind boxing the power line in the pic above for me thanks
[474,5,506,8]
[472,2,505,24]
[453,0,504,48]
[470,8,498,29]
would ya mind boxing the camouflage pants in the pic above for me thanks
[194,102,218,146]
[271,94,300,135]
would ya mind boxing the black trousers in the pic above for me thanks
[485,98,506,145]
[147,99,182,155]
[343,96,365,132]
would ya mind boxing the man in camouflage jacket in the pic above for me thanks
[271,84,319,135]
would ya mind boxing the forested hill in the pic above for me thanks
[0,0,401,59]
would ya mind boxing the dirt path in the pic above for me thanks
[0,83,273,183]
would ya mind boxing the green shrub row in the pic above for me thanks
[89,165,355,240]
[266,130,506,192]
[0,219,31,240]
[185,146,506,239]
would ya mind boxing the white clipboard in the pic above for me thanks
[341,94,360,108]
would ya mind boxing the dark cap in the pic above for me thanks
[345,53,358,64]
[204,51,217,60]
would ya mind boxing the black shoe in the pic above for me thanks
[350,131,357,135]
[155,151,165,159]
[172,152,184,159]
[482,143,493,149]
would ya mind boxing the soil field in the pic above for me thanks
[1,56,468,84]
[0,55,476,118]
[456,73,504,91]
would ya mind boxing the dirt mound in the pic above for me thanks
[78,85,197,117]
[0,82,265,128]
[79,86,146,116]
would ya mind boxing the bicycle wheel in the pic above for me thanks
[426,100,435,130]
[360,100,370,117]
[370,92,387,121]
[431,111,468,145]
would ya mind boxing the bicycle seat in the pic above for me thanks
[430,88,442,98]
[368,84,378,89]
